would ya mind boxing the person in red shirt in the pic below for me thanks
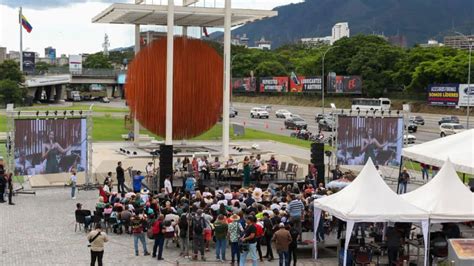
[255,220,264,262]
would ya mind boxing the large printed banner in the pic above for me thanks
[22,51,35,74]
[289,76,322,92]
[327,75,362,94]
[259,77,289,92]
[14,119,88,176]
[427,84,459,106]
[458,84,474,107]
[232,77,257,92]
[336,116,403,166]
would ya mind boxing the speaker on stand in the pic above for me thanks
[311,142,325,186]
[159,144,173,190]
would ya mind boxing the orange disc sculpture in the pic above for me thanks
[126,37,223,139]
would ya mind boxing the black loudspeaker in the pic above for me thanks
[159,144,173,189]
[311,142,325,166]
[316,164,325,185]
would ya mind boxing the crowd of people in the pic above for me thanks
[0,165,14,205]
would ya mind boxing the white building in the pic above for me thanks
[301,36,332,46]
[331,22,350,44]
[419,39,444,48]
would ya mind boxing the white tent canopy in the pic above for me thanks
[402,129,474,175]
[313,159,429,265]
[402,159,474,222]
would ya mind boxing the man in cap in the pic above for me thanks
[192,209,206,261]
[272,223,292,266]
[228,214,243,265]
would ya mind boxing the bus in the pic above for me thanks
[351,98,391,111]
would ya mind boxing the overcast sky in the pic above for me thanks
[0,0,303,56]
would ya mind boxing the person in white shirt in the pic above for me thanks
[145,162,154,184]
[164,175,173,196]
[70,171,77,199]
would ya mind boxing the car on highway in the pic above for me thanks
[230,107,238,117]
[438,116,460,125]
[275,109,292,118]
[250,107,269,119]
[405,123,418,133]
[409,116,425,125]
[315,113,334,123]
[318,117,335,131]
[100,97,110,103]
[284,116,308,129]
[439,123,465,137]
[261,105,272,111]
[404,134,416,144]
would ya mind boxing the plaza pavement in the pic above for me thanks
[0,187,337,266]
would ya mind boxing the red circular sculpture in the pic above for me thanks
[126,37,223,139]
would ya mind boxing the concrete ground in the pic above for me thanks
[0,188,336,266]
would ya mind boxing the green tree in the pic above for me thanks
[83,53,113,69]
[35,61,50,72]
[255,60,287,77]
[0,60,24,83]
[0,79,26,104]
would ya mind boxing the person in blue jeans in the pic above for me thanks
[152,214,165,260]
[213,214,228,262]
[228,214,243,265]
[272,223,292,266]
[131,214,150,256]
[240,216,258,266]
[398,168,410,194]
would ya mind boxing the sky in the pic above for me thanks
[0,0,303,56]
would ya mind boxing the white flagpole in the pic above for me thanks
[19,7,23,72]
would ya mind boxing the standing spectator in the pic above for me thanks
[287,194,304,242]
[70,171,77,199]
[431,165,440,178]
[255,220,264,262]
[184,175,196,194]
[272,223,292,266]
[240,216,258,266]
[420,163,429,180]
[130,214,150,256]
[214,214,229,262]
[0,166,5,203]
[133,171,145,193]
[164,175,173,196]
[152,214,165,260]
[262,213,274,261]
[178,213,189,257]
[116,162,125,195]
[145,162,154,184]
[288,223,299,266]
[398,168,410,194]
[104,172,113,192]
[331,165,343,180]
[87,224,108,266]
[192,209,207,261]
[228,214,243,265]
[6,173,14,205]
[306,165,317,188]
[386,223,402,266]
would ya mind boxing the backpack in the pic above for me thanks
[194,217,205,235]
[255,223,264,238]
[152,220,162,235]
[185,178,195,192]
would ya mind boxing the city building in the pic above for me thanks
[7,51,20,61]
[0,47,6,63]
[300,22,350,46]
[444,35,474,50]
[387,35,407,48]
[253,36,271,50]
[419,39,444,48]
[45,46,56,61]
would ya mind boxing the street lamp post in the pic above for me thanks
[321,46,338,114]
[455,32,472,129]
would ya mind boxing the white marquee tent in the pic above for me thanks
[402,129,474,175]
[401,159,474,222]
[313,159,430,266]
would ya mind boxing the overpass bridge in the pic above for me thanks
[24,68,126,102]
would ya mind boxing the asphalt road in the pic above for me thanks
[230,102,472,144]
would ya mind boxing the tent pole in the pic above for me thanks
[396,155,404,194]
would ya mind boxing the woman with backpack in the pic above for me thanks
[151,214,165,260]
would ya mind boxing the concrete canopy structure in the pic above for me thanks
[92,1,277,158]
[92,3,277,28]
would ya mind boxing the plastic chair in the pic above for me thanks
[75,213,86,232]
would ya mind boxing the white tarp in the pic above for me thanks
[313,159,429,266]
[402,159,474,222]
[402,129,474,175]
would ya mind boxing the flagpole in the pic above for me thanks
[19,7,23,72]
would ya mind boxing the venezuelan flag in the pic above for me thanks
[20,14,33,33]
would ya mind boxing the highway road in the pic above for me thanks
[230,102,472,145]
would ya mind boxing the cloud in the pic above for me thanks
[0,0,127,9]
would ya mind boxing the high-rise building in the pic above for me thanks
[331,22,350,44]
[44,46,56,60]
[444,35,474,50]
[0,47,6,63]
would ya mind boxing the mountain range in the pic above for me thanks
[225,0,473,48]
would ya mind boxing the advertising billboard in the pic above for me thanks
[14,119,88,176]
[232,77,256,92]
[69,54,82,74]
[259,77,289,92]
[458,84,474,107]
[336,116,403,166]
[327,75,362,94]
[22,51,35,74]
[289,76,322,92]
[427,84,459,106]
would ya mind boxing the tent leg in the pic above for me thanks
[422,219,430,266]
[343,221,355,266]
[313,208,322,260]
[396,156,404,194]
[462,173,466,184]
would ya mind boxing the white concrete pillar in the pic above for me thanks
[134,24,141,145]
[165,0,174,145]
[222,0,231,159]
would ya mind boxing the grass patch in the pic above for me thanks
[21,103,128,113]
